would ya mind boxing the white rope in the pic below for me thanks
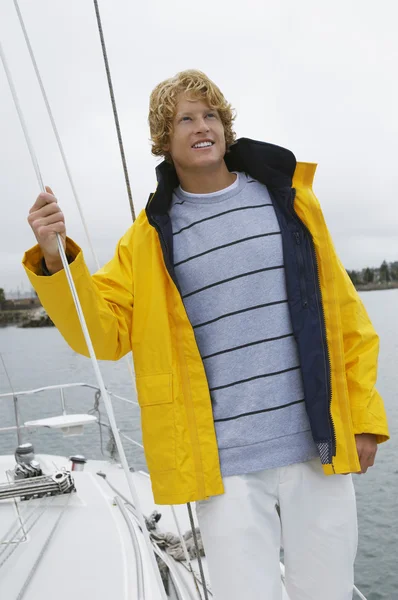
[0,38,167,600]
[13,0,137,388]
[13,0,99,270]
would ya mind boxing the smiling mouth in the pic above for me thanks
[192,142,215,150]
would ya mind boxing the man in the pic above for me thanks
[23,69,389,600]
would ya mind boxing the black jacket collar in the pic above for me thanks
[147,137,296,217]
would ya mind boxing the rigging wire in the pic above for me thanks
[170,505,203,599]
[93,0,136,221]
[0,37,167,600]
[187,503,209,600]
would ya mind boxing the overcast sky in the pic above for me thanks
[1,0,397,295]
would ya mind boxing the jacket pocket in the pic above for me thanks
[136,373,176,472]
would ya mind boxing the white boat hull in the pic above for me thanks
[0,454,292,599]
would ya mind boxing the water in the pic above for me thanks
[0,289,397,599]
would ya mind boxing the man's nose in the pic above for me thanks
[195,117,210,132]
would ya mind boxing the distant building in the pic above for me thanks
[1,297,41,310]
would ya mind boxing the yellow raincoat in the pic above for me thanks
[23,140,389,505]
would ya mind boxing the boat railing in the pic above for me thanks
[0,381,138,407]
[0,382,142,448]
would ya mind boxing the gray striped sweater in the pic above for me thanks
[169,172,318,477]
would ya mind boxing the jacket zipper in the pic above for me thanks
[290,190,337,463]
[293,231,309,308]
[312,244,337,464]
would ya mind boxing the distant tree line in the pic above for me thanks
[347,260,398,286]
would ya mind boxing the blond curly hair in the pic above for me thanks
[148,69,236,164]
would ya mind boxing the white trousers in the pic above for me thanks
[196,458,358,600]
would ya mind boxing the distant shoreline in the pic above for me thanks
[355,282,398,292]
[0,309,54,328]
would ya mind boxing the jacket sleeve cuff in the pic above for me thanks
[351,406,390,444]
[41,254,73,276]
[22,237,82,276]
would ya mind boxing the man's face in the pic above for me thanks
[165,94,226,172]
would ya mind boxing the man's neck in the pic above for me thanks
[176,162,236,194]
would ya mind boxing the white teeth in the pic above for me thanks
[193,142,213,148]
